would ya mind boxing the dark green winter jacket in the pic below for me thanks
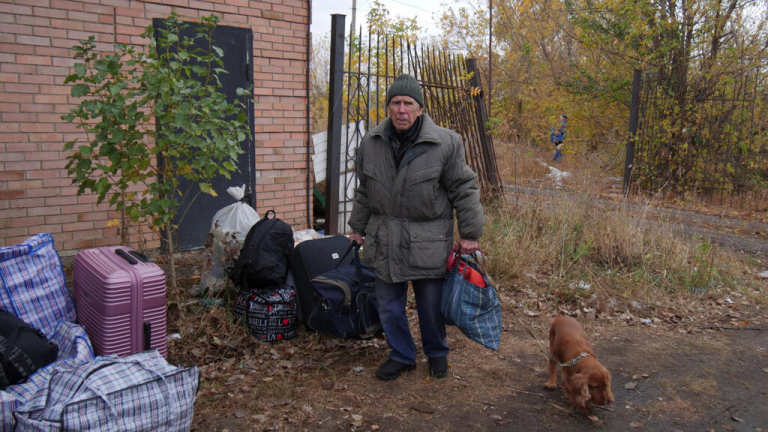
[348,114,485,283]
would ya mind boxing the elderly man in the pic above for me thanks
[348,74,485,381]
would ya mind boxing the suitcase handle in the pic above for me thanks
[115,249,137,265]
[129,250,150,263]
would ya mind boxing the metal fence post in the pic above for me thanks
[623,69,641,196]
[325,14,345,235]
[466,58,501,194]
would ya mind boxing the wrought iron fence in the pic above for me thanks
[322,14,501,234]
[625,68,765,206]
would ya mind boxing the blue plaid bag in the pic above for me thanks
[13,350,198,432]
[0,234,77,336]
[440,250,502,351]
[1,321,94,432]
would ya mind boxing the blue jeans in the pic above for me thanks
[375,277,449,364]
[553,149,563,163]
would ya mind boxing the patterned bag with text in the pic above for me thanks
[234,285,298,343]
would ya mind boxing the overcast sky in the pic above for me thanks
[310,0,454,37]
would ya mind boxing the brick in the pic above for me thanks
[115,6,143,17]
[67,10,100,22]
[84,23,114,33]
[1,64,35,75]
[16,35,51,46]
[83,3,114,14]
[26,169,60,179]
[11,216,45,228]
[51,0,84,11]
[29,224,64,235]
[62,238,95,250]
[0,43,35,55]
[21,74,54,85]
[26,187,61,198]
[45,214,78,224]
[0,72,19,83]
[0,4,33,15]
[4,24,34,35]
[28,206,61,217]
[15,55,52,66]
[0,171,25,181]
[51,18,84,30]
[31,7,66,19]
[20,103,54,112]
[0,190,25,200]
[33,27,68,39]
[115,24,144,36]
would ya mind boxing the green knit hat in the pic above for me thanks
[386,74,424,107]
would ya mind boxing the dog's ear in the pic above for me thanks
[571,372,591,406]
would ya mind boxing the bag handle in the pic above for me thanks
[335,241,365,283]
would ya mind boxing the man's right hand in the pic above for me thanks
[349,233,364,246]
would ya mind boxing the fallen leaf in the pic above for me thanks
[762,367,768,374]
[233,410,249,418]
[412,403,435,414]
[588,415,599,422]
[322,380,334,390]
[731,414,743,422]
[641,374,649,378]
[372,426,380,430]
[624,381,638,390]
[629,421,642,428]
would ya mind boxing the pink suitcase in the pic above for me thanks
[73,246,167,358]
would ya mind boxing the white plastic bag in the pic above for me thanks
[198,185,259,294]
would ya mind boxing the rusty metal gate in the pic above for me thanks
[623,68,764,206]
[322,14,501,235]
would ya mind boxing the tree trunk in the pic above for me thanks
[165,222,177,289]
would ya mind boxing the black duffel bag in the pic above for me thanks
[0,310,59,390]
[307,243,382,339]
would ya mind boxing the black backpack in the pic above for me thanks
[228,210,294,289]
[0,311,59,390]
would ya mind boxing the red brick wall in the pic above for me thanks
[0,0,310,255]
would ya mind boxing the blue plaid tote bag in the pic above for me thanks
[440,248,502,351]
[0,234,77,336]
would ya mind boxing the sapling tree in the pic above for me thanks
[62,13,252,288]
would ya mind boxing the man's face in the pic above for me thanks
[388,95,423,133]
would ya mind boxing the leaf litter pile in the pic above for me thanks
[151,247,768,431]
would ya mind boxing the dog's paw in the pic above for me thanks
[544,382,557,390]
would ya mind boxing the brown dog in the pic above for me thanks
[544,315,614,412]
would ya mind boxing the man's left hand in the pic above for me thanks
[458,238,478,255]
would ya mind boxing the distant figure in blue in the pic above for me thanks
[550,114,567,163]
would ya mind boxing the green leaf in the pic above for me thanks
[199,183,217,196]
[74,63,87,77]
[71,84,90,97]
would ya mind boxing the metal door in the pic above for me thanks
[154,20,255,251]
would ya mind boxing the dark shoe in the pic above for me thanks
[376,359,416,381]
[429,356,449,378]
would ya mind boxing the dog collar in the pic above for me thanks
[559,352,590,368]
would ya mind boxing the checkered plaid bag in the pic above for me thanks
[1,321,94,432]
[13,350,199,432]
[440,250,502,351]
[0,234,77,336]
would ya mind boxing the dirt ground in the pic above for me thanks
[66,185,767,432]
[157,248,768,432]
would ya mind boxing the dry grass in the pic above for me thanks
[480,193,753,309]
